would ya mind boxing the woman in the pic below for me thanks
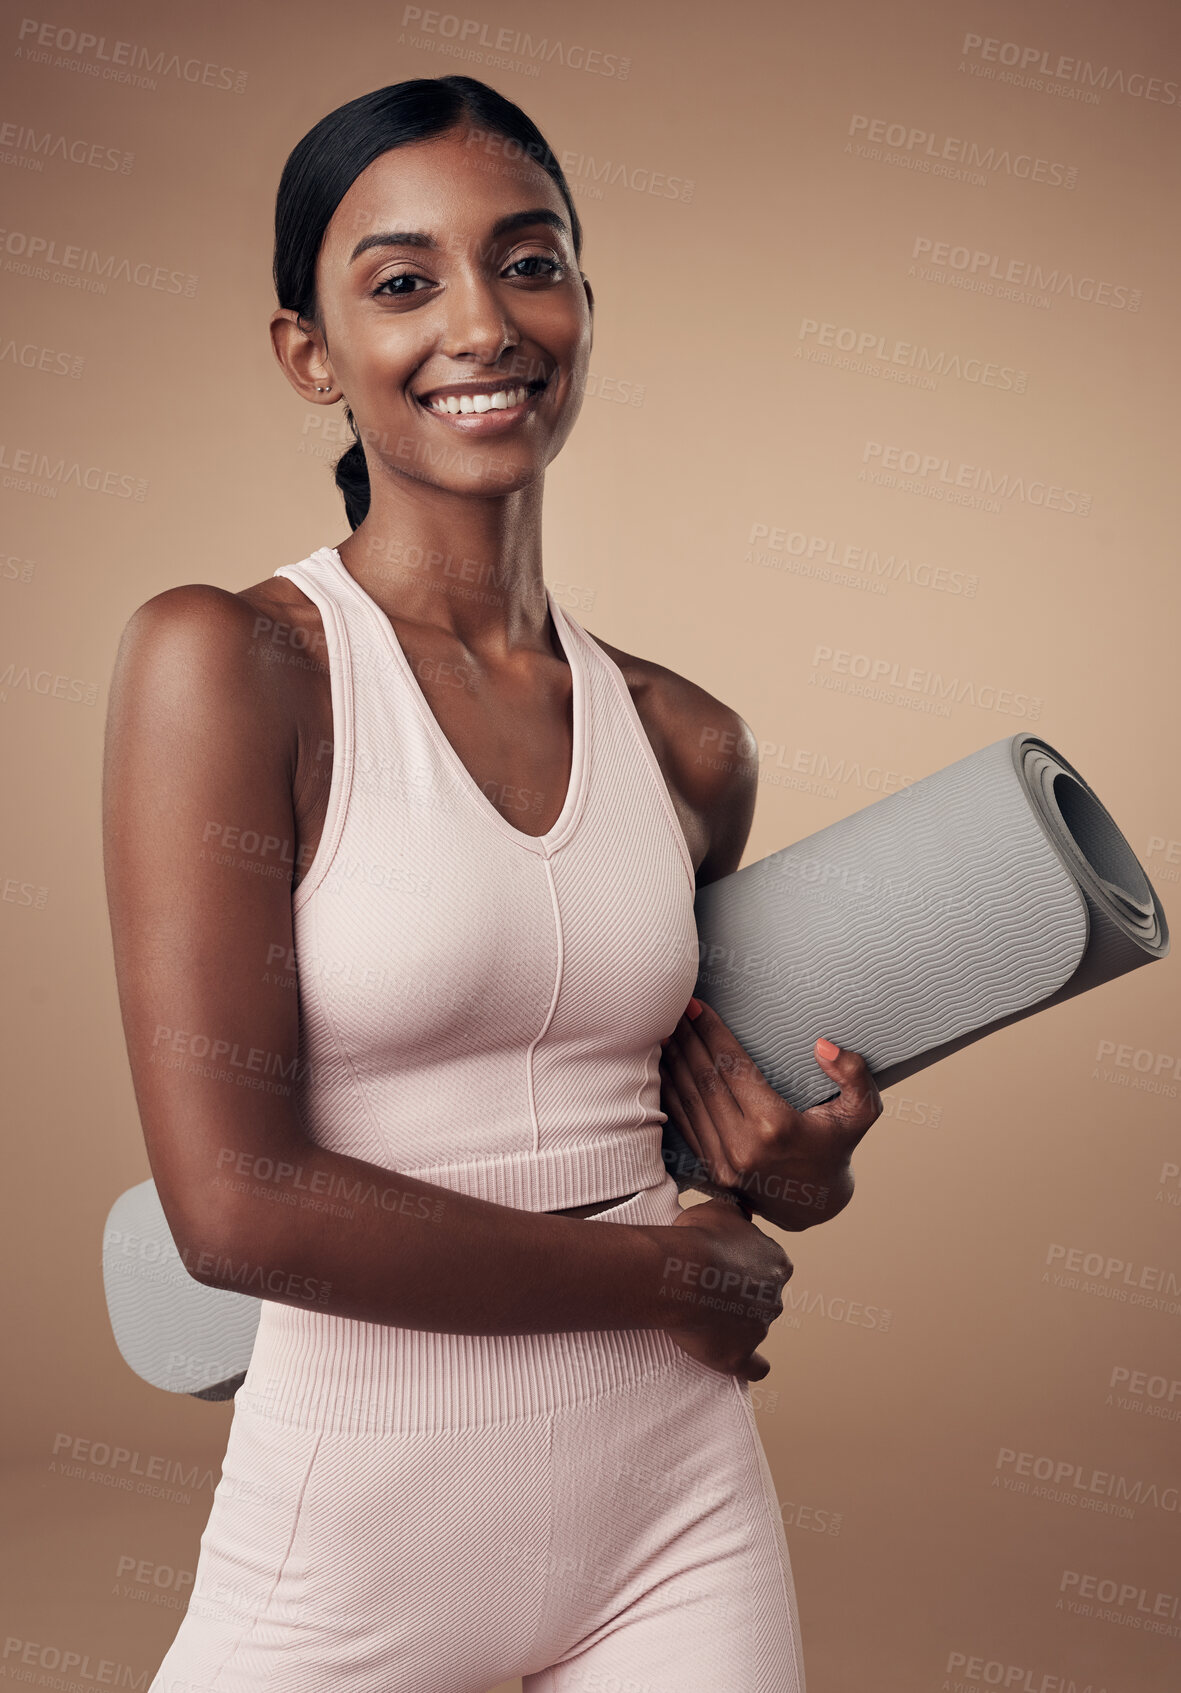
[103,75,881,1693]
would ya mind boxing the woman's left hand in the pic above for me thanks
[658,996,883,1228]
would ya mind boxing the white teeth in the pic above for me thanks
[428,385,533,415]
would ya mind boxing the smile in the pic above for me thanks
[415,375,550,433]
[425,382,541,415]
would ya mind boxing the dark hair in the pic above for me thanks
[273,76,583,531]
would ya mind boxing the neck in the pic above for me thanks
[336,470,550,654]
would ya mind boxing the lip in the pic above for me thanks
[415,373,550,434]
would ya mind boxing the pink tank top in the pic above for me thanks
[271,544,700,1213]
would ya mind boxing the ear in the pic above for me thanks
[581,273,594,315]
[269,307,338,402]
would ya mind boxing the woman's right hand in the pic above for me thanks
[654,1198,793,1381]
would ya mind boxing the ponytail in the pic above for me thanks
[333,409,371,532]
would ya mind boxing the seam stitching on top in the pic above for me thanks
[573,620,697,893]
[541,589,592,855]
[277,560,356,914]
[527,854,566,1156]
[273,557,387,1167]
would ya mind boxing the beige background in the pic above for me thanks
[2,0,1178,1688]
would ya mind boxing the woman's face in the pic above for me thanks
[292,123,592,502]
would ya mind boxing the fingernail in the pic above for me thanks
[686,996,703,1019]
[815,1037,840,1060]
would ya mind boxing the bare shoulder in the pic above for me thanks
[116,571,315,659]
[111,572,324,713]
[105,574,330,806]
[580,625,759,885]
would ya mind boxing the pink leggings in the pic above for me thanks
[148,1174,806,1692]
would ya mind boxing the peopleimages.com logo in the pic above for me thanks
[810,644,1042,720]
[911,237,1141,311]
[859,441,1091,516]
[958,32,1179,106]
[846,113,1078,188]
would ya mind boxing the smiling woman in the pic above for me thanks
[270,81,591,523]
[103,75,808,1693]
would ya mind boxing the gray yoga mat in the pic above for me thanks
[103,1180,257,1399]
[102,731,1168,1394]
[662,732,1169,1193]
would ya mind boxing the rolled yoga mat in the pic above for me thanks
[662,731,1169,1194]
[103,1179,260,1399]
[102,731,1168,1393]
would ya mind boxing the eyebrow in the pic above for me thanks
[348,207,569,265]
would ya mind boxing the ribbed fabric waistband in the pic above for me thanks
[237,1172,698,1434]
[398,1128,669,1212]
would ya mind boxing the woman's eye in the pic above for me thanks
[505,255,563,281]
[372,273,432,298]
[371,256,562,297]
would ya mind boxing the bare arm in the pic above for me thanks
[102,586,786,1360]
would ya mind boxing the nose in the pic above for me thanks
[437,269,519,365]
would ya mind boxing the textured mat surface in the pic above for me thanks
[103,1179,258,1397]
[663,733,1169,1194]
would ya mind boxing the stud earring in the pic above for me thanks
[314,383,332,393]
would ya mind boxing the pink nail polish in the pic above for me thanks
[815,1037,840,1060]
[686,997,703,1018]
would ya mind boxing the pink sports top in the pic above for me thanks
[271,544,701,1214]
